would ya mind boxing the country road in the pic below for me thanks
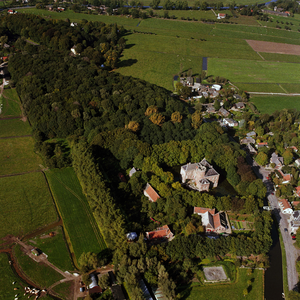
[246,154,299,292]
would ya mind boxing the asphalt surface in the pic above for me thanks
[246,154,299,292]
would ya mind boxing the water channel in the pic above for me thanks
[264,220,284,300]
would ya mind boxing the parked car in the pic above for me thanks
[292,235,296,240]
[284,228,288,232]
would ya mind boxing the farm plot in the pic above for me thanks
[208,58,300,85]
[0,118,31,138]
[251,95,300,114]
[27,226,74,272]
[235,83,285,93]
[0,88,22,118]
[0,137,43,176]
[0,172,58,239]
[46,168,106,263]
[260,52,300,63]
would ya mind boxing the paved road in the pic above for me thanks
[246,154,299,291]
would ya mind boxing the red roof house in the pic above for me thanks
[194,207,215,215]
[144,183,160,202]
[146,225,174,242]
[295,187,300,197]
[279,199,293,214]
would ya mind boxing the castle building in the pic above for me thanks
[180,158,219,192]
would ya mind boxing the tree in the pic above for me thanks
[171,111,183,123]
[149,113,165,126]
[82,273,92,286]
[150,0,160,8]
[283,149,293,165]
[99,274,110,290]
[127,121,140,132]
[243,288,248,297]
[191,110,203,129]
[78,252,99,271]
[255,152,268,166]
[214,100,220,110]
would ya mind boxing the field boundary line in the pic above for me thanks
[256,52,265,60]
[0,169,41,178]
[0,134,32,139]
[248,92,300,96]
[46,170,107,250]
[278,84,288,94]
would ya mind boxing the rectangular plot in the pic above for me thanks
[46,168,107,262]
[235,83,284,93]
[0,172,58,238]
[260,52,300,63]
[0,137,43,175]
[0,89,22,117]
[0,118,31,137]
[247,40,300,55]
[280,84,300,93]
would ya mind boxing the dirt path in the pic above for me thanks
[0,169,42,178]
[0,115,22,120]
[249,92,300,96]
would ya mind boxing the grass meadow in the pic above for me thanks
[14,244,64,288]
[0,137,43,175]
[0,118,31,137]
[234,83,285,93]
[0,172,58,239]
[259,52,300,64]
[251,95,300,114]
[52,280,74,300]
[27,226,74,272]
[180,268,264,300]
[46,168,107,263]
[0,253,27,300]
[0,88,22,117]
[208,58,300,84]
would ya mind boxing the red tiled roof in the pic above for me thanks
[293,200,300,206]
[144,183,160,202]
[279,199,292,210]
[146,225,173,240]
[213,213,221,229]
[194,207,215,215]
[296,187,300,197]
[258,142,268,145]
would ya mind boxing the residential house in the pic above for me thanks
[289,211,300,234]
[194,207,228,233]
[246,131,256,137]
[7,9,15,14]
[233,94,242,101]
[186,76,194,85]
[180,159,220,192]
[146,225,174,243]
[261,9,290,17]
[288,146,298,152]
[235,102,245,109]
[219,107,230,117]
[270,152,284,168]
[70,22,78,27]
[295,158,300,167]
[240,137,255,145]
[217,13,226,19]
[71,45,78,55]
[245,143,257,155]
[206,105,216,114]
[256,142,268,148]
[295,187,300,197]
[89,273,102,295]
[144,183,160,202]
[129,167,137,177]
[212,84,221,91]
[278,170,292,184]
[279,199,293,214]
[223,118,238,127]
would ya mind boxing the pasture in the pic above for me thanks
[27,226,74,272]
[13,244,64,288]
[0,253,27,300]
[0,118,31,138]
[0,137,43,175]
[46,168,107,263]
[0,88,22,118]
[181,268,263,300]
[208,58,300,84]
[0,172,58,239]
[52,280,74,300]
[234,83,285,93]
[250,95,300,115]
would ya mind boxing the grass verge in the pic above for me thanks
[0,172,58,239]
[0,118,31,137]
[46,168,107,264]
[0,88,22,117]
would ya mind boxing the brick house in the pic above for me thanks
[144,183,160,202]
[146,225,174,243]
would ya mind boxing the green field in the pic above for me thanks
[251,95,300,114]
[14,244,64,288]
[27,226,74,272]
[181,268,263,300]
[234,83,285,93]
[208,58,300,84]
[0,253,27,300]
[46,168,106,263]
[0,136,43,175]
[0,88,22,117]
[52,280,74,300]
[0,172,57,239]
[0,118,31,137]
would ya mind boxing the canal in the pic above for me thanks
[265,220,284,300]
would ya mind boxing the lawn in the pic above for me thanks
[251,95,300,114]
[27,226,74,272]
[13,244,64,288]
[208,58,300,85]
[260,52,300,64]
[180,268,263,300]
[0,253,27,300]
[0,172,58,239]
[0,88,22,117]
[0,118,31,137]
[46,168,107,264]
[0,136,43,175]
